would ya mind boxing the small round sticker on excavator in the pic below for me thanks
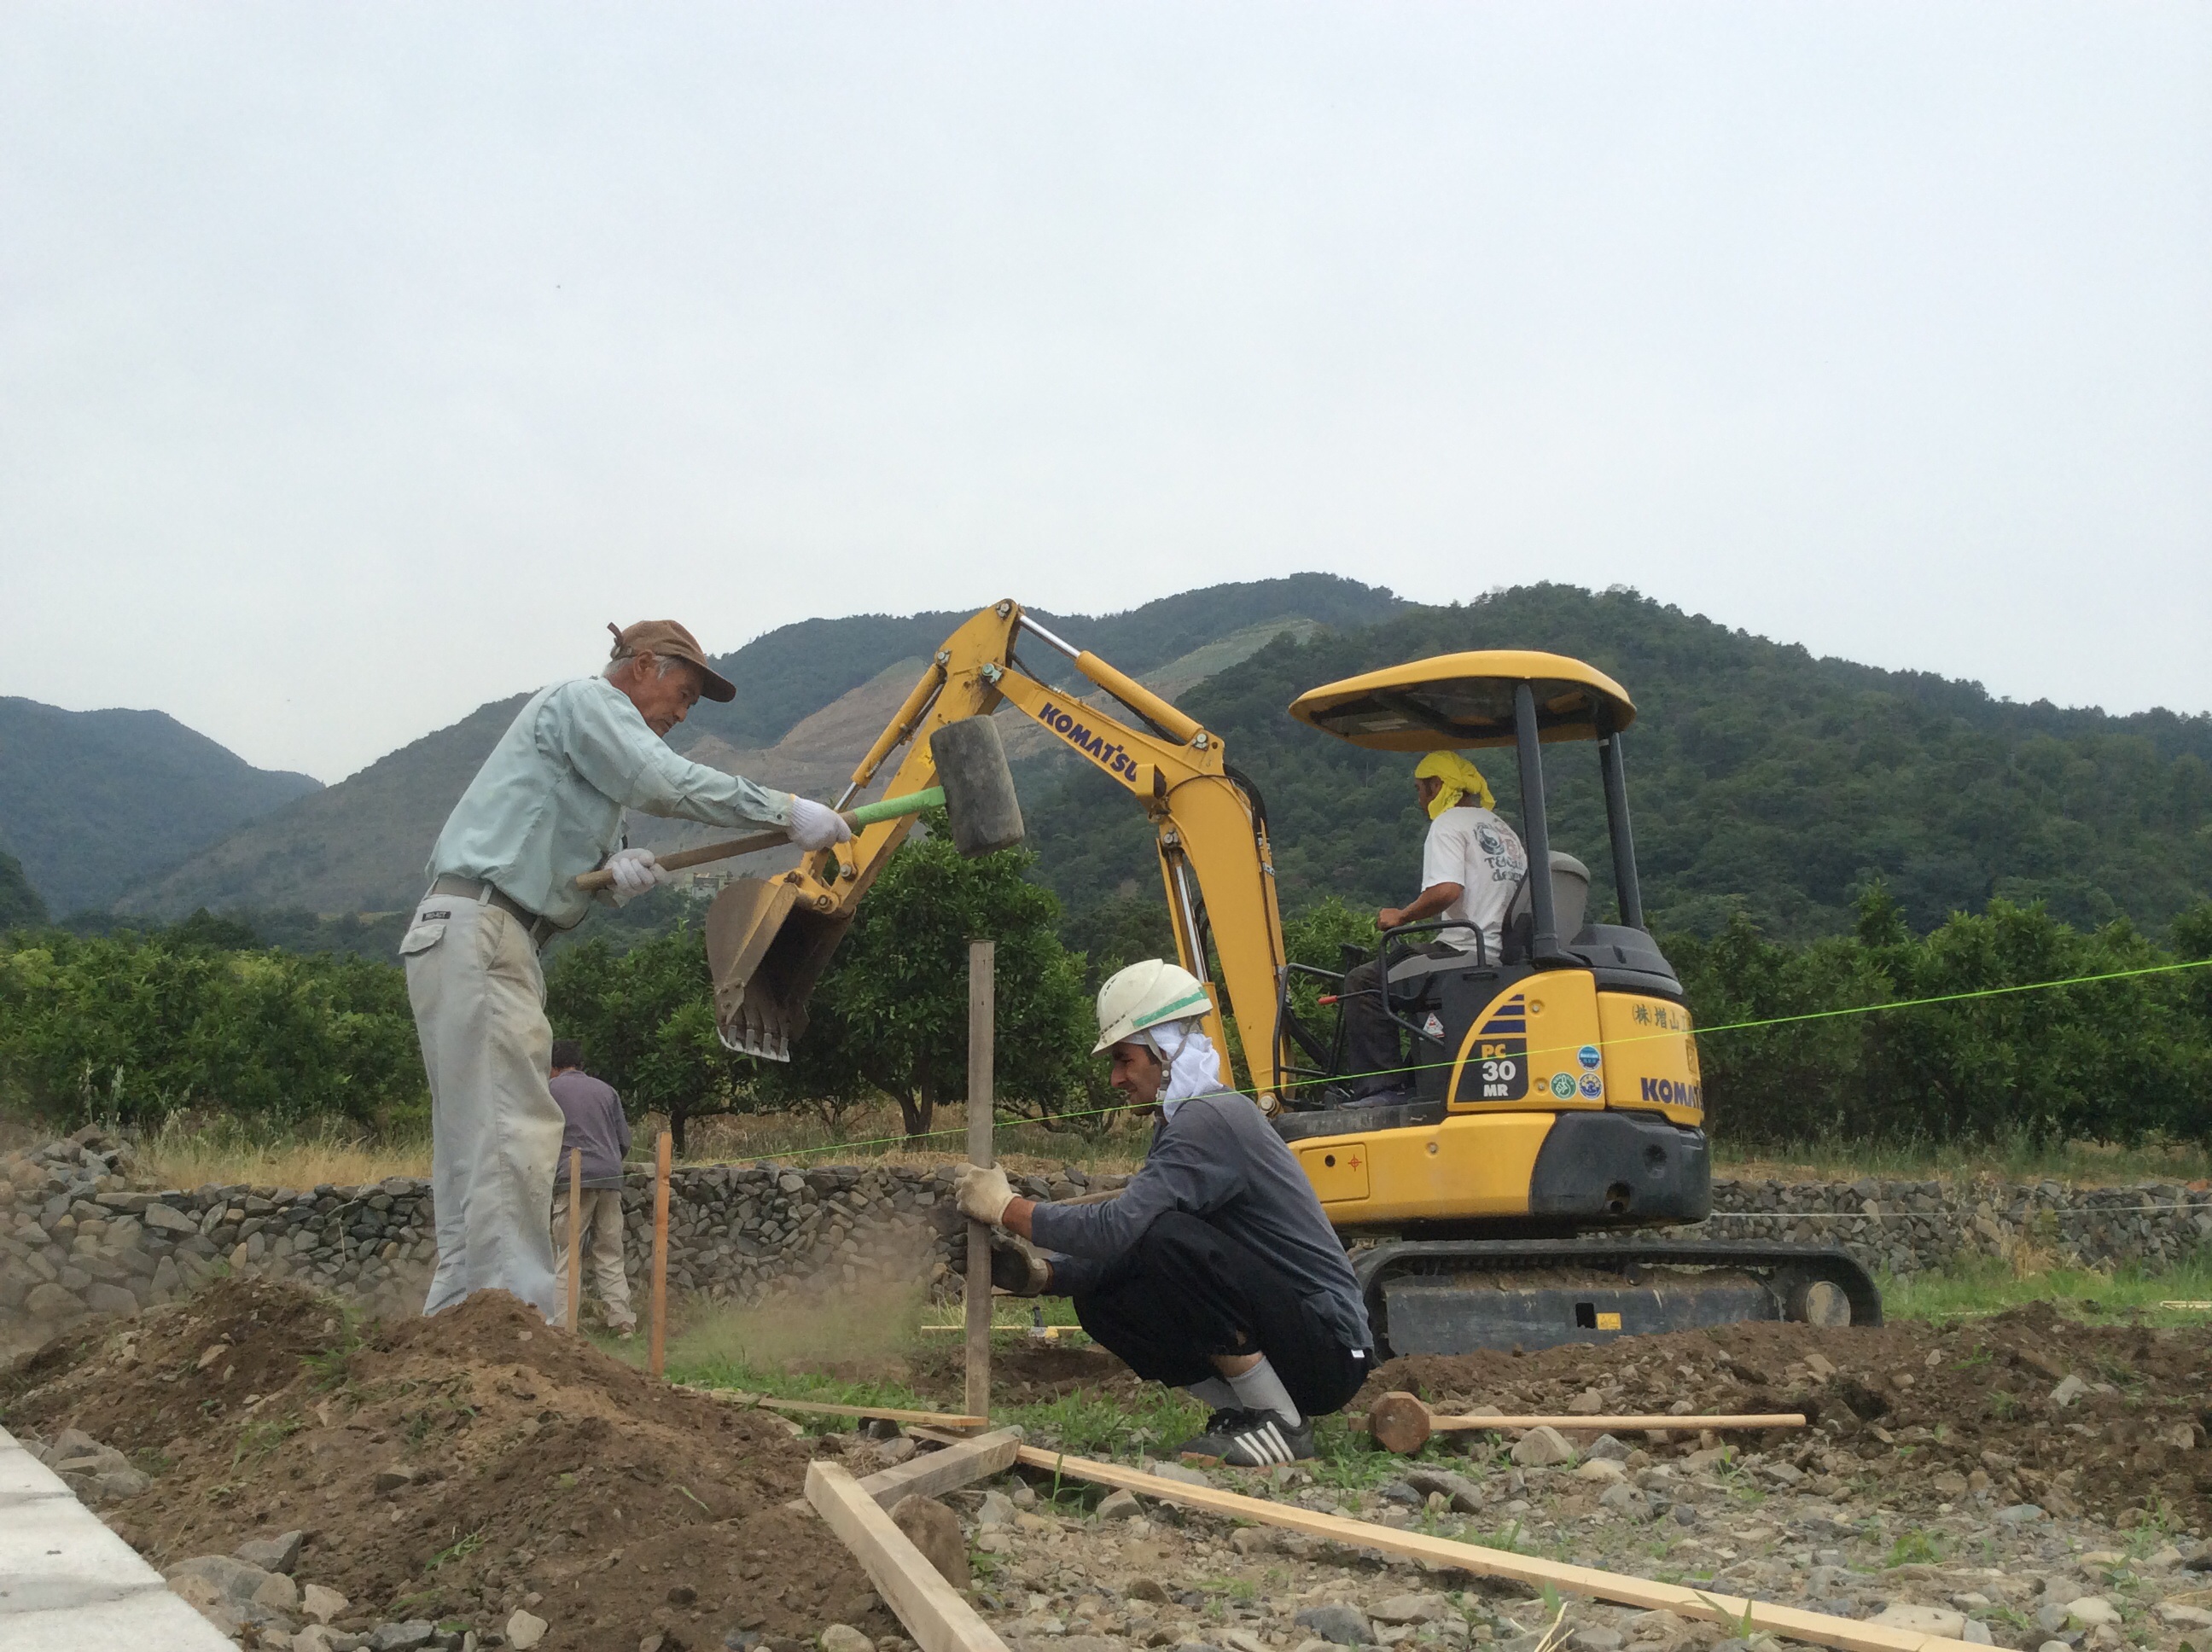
[1549,1073,1577,1099]
[1576,1044,1602,1069]
[1578,1073,1604,1098]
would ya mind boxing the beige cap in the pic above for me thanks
[606,620,736,702]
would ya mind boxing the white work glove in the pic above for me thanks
[954,1163,1016,1225]
[787,797,853,852]
[604,847,669,905]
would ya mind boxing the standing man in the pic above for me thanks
[401,620,853,1319]
[548,1038,635,1337]
[953,960,1373,1466]
[1340,752,1528,1100]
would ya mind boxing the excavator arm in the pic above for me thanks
[705,599,1295,1105]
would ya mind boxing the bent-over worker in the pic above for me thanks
[953,961,1372,1466]
[548,1038,635,1336]
[403,620,853,1320]
[1341,752,1528,1101]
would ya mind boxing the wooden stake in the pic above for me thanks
[1366,1390,1806,1455]
[964,938,995,1423]
[1001,1445,1980,1652]
[806,1459,1012,1652]
[564,1147,583,1334]
[649,1130,672,1379]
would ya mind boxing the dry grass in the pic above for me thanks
[137,1116,432,1191]
[1714,1131,2212,1188]
[665,1099,1150,1177]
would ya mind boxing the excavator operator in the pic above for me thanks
[952,961,1374,1466]
[1342,752,1528,1102]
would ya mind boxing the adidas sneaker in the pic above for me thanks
[1175,1406,1315,1467]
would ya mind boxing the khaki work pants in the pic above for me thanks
[401,890,564,1321]
[550,1186,636,1331]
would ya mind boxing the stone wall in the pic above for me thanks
[4,1126,2209,1341]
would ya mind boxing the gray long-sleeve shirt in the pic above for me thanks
[1028,1091,1372,1352]
[549,1069,632,1189]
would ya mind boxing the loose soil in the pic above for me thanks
[0,1280,898,1650]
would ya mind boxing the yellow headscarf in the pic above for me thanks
[1414,751,1494,818]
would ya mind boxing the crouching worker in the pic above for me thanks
[953,961,1373,1466]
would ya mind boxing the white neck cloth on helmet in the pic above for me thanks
[1138,1017,1227,1117]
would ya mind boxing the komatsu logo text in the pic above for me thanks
[1037,702,1144,780]
[1639,1077,1703,1108]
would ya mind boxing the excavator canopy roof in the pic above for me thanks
[1287,649,1636,751]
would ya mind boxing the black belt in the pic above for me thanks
[428,875,562,949]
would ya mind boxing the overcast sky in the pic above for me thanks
[4,3,2208,783]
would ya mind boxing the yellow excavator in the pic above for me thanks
[704,599,1880,1354]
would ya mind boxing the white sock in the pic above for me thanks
[1225,1357,1301,1426]
[1184,1377,1239,1411]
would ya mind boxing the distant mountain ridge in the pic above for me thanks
[0,698,322,916]
[111,577,1406,918]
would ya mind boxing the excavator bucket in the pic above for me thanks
[706,875,855,1062]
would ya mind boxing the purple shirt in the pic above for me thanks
[549,1069,632,1189]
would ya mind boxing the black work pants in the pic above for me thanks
[1069,1210,1367,1419]
[1342,943,1464,1096]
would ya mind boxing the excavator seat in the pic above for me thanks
[1497,852,1592,963]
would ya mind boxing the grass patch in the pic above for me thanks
[138,1114,431,1191]
[1715,1127,2212,1188]
[1879,1254,2212,1327]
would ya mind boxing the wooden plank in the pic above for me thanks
[1435,1413,1805,1433]
[745,1393,992,1429]
[856,1428,1024,1509]
[1005,1445,1981,1652]
[966,938,995,1422]
[806,1458,1012,1652]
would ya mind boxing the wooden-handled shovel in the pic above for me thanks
[573,787,948,891]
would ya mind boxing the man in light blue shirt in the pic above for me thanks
[400,620,853,1320]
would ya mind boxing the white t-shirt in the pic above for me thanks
[1420,805,1529,954]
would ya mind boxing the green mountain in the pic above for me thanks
[0,698,322,916]
[113,578,1404,919]
[0,848,47,931]
[1023,585,2212,944]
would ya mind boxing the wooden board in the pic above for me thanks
[1005,1445,1982,1652]
[1434,1413,1804,1433]
[743,1393,991,1429]
[856,1429,1024,1509]
[806,1458,1011,1652]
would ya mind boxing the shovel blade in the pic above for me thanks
[705,876,854,1062]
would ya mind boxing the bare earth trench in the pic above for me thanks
[2,1283,2209,1652]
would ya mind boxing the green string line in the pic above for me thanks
[721,954,2212,1166]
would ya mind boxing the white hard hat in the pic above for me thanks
[1093,959,1214,1056]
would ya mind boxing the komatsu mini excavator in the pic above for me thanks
[703,599,1880,1354]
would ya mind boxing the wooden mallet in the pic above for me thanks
[1365,1391,1807,1455]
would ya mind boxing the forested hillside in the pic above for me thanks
[0,698,322,916]
[1024,585,2212,944]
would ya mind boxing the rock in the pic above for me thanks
[253,1571,301,1614]
[1150,1462,1214,1486]
[167,1555,280,1604]
[2064,1597,2120,1628]
[504,1610,549,1649]
[2050,1375,2088,1408]
[821,1627,874,1652]
[1370,1595,1452,1626]
[301,1584,350,1623]
[83,1280,140,1315]
[890,1495,969,1588]
[1598,1482,1647,1515]
[1871,1606,1965,1637]
[1585,1434,1630,1462]
[90,1465,151,1502]
[1994,1504,2046,1525]
[1961,1623,1993,1645]
[1228,1525,1274,1556]
[2038,1642,2071,1652]
[1294,1604,1372,1646]
[237,1531,306,1574]
[1129,1579,1173,1603]
[1574,1458,1626,1483]
[369,1623,437,1651]
[294,1627,341,1652]
[143,1202,199,1233]
[1511,1427,1576,1468]
[878,1437,919,1465]
[1568,1632,1624,1652]
[2157,1603,2212,1629]
[1098,1489,1145,1521]
[25,1281,84,1317]
[976,1490,1016,1527]
[1400,1468,1486,1512]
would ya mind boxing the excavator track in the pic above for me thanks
[1352,1238,1882,1357]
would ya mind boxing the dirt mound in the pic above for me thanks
[0,1280,898,1649]
[1367,1307,2212,1529]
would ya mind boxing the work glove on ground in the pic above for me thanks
[953,1162,1015,1225]
[604,846,670,904]
[946,1228,1053,1296]
[787,798,853,851]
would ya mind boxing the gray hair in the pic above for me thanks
[604,650,696,683]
